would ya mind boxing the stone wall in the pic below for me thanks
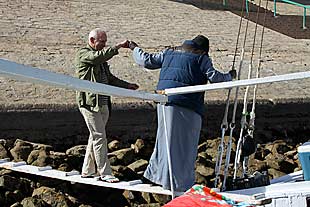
[0,99,309,151]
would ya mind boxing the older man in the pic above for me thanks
[75,28,138,182]
[128,35,236,191]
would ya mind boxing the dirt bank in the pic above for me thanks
[0,99,309,151]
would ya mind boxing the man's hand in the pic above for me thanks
[127,83,139,90]
[115,40,130,49]
[229,69,237,79]
[128,41,138,50]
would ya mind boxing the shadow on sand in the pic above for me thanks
[169,0,310,39]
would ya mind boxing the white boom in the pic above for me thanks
[164,71,310,95]
[0,58,168,103]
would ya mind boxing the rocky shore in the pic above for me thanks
[0,136,304,207]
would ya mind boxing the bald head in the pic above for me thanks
[88,28,107,50]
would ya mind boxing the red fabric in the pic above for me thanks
[164,193,232,207]
[164,185,254,207]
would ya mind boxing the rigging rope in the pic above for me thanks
[215,0,247,189]
[249,0,269,135]
[223,0,252,189]
[232,0,270,180]
[240,0,263,178]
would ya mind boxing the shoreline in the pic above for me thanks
[0,98,309,152]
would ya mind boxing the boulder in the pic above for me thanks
[65,145,86,156]
[195,164,214,177]
[268,168,286,179]
[10,140,33,161]
[108,140,122,151]
[131,139,145,154]
[33,144,53,152]
[27,149,51,167]
[152,194,170,205]
[0,144,8,159]
[32,186,72,207]
[195,172,209,185]
[0,175,21,191]
[5,190,24,206]
[21,197,48,207]
[265,140,292,155]
[278,158,297,174]
[111,165,140,181]
[128,159,148,172]
[197,142,208,153]
[110,148,135,166]
[49,151,67,169]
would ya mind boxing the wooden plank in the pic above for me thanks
[0,161,182,196]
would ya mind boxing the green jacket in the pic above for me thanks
[75,44,130,112]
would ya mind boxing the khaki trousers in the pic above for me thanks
[79,106,112,176]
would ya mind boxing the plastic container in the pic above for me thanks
[298,142,310,181]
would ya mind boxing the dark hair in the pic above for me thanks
[182,35,209,54]
[192,35,209,53]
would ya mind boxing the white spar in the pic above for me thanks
[0,58,168,103]
[164,71,310,95]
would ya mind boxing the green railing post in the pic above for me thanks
[303,7,307,29]
[223,0,227,7]
[274,0,277,17]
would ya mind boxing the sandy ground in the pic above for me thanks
[0,0,309,106]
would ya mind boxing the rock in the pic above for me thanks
[110,148,135,165]
[65,145,86,156]
[284,149,297,159]
[19,178,33,197]
[32,186,72,207]
[152,194,170,205]
[128,159,148,172]
[10,140,33,162]
[109,155,118,165]
[27,149,51,167]
[195,164,214,177]
[141,192,153,204]
[21,197,48,207]
[111,165,140,181]
[49,151,67,169]
[66,155,84,171]
[205,137,236,161]
[131,138,145,154]
[5,190,24,206]
[265,141,292,155]
[195,172,208,185]
[197,142,208,153]
[108,140,122,151]
[131,138,155,160]
[123,190,148,205]
[57,163,72,172]
[254,145,271,160]
[33,144,53,152]
[0,169,12,176]
[138,203,161,207]
[0,175,21,191]
[10,202,23,207]
[0,139,14,150]
[248,159,268,171]
[268,168,286,179]
[265,153,285,170]
[278,158,297,174]
[0,144,8,159]
[196,153,214,168]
